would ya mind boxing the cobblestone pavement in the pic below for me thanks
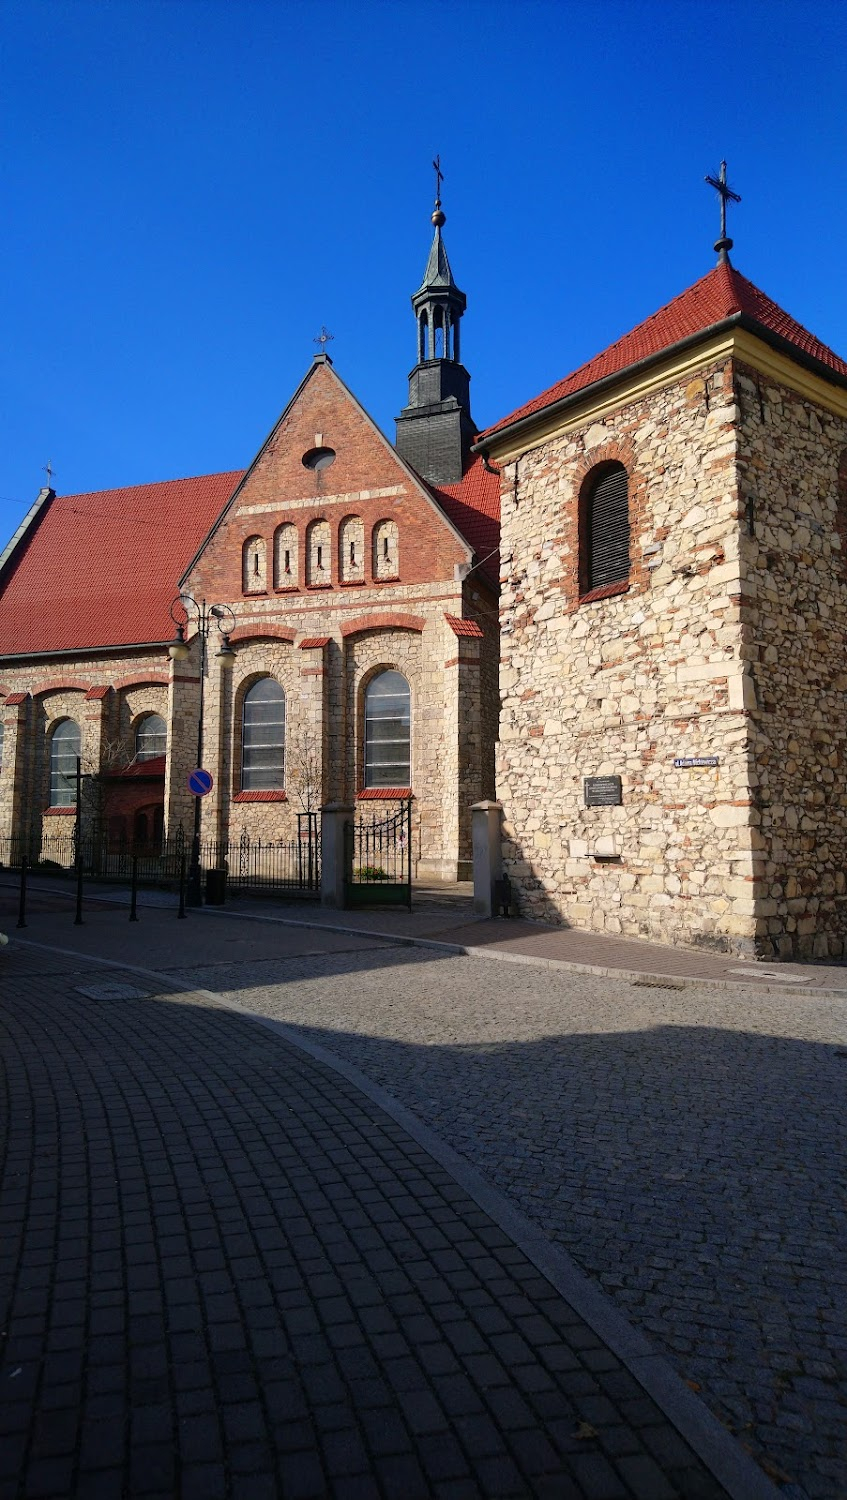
[0,952,732,1500]
[163,942,847,1500]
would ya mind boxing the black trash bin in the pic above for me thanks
[205,866,227,905]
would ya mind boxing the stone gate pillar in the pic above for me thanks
[321,802,354,909]
[472,800,503,917]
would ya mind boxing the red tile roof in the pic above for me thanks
[482,262,847,441]
[0,472,244,656]
[444,614,484,638]
[103,754,166,780]
[430,454,501,587]
[298,637,331,649]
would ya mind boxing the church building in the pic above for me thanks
[0,192,499,881]
[474,180,847,960]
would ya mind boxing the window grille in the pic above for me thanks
[50,719,80,806]
[242,679,286,790]
[584,463,630,592]
[136,713,167,762]
[364,671,411,788]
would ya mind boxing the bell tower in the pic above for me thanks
[395,167,476,484]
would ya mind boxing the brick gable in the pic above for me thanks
[185,359,472,604]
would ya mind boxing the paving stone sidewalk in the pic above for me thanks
[0,953,737,1500]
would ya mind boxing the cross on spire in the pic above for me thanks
[705,160,741,265]
[43,459,55,489]
[313,326,334,357]
[433,154,443,208]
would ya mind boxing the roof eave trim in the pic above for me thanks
[474,310,847,454]
[733,313,847,393]
[0,487,55,586]
[0,639,173,665]
[471,315,750,452]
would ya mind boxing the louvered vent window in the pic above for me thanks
[584,463,630,592]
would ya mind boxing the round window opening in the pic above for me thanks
[302,446,336,472]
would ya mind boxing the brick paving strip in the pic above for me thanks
[0,943,779,1500]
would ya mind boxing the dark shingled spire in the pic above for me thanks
[395,168,476,485]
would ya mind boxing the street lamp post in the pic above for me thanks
[169,594,236,906]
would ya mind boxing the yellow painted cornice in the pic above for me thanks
[483,328,847,464]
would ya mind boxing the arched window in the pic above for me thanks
[274,523,298,588]
[50,718,80,807]
[135,713,167,762]
[373,519,399,580]
[580,462,630,594]
[364,671,411,789]
[241,679,286,790]
[242,535,267,593]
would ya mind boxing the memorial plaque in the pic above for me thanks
[584,775,622,807]
[673,756,719,769]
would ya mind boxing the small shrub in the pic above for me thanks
[354,865,389,881]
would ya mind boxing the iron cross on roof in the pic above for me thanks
[705,160,741,264]
[313,326,334,351]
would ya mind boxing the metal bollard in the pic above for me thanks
[16,857,27,930]
[177,853,187,919]
[74,859,84,926]
[129,856,139,922]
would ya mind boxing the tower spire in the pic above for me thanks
[395,163,476,485]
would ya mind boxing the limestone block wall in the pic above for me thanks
[497,358,763,952]
[0,653,172,849]
[736,363,847,958]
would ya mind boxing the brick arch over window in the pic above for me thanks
[836,449,847,578]
[229,625,296,646]
[578,460,631,600]
[341,613,425,638]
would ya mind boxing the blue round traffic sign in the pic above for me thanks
[188,768,214,797]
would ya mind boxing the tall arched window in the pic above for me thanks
[135,713,167,762]
[241,679,286,790]
[364,671,411,789]
[50,719,81,807]
[580,462,630,594]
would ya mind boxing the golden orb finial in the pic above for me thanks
[431,206,446,228]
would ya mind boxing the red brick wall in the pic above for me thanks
[189,362,470,601]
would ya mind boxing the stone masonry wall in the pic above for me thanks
[736,362,847,958]
[497,358,763,953]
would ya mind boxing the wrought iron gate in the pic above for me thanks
[344,799,412,909]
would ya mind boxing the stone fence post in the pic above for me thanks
[321,803,354,909]
[472,800,503,917]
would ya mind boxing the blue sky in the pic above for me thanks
[2,0,846,541]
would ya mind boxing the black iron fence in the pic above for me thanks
[344,800,412,909]
[0,815,321,897]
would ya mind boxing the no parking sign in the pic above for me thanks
[187,768,213,797]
